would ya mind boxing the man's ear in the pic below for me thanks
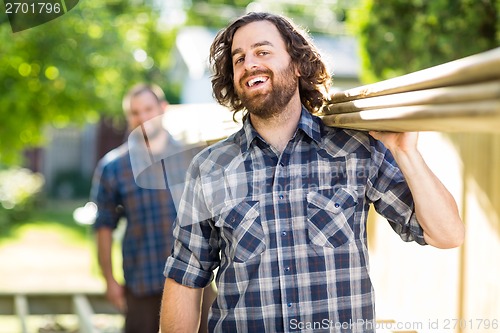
[294,64,301,77]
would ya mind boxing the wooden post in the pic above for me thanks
[73,294,99,333]
[14,294,29,333]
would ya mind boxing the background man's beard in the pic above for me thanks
[138,116,164,141]
[238,64,298,119]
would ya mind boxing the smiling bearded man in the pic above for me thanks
[160,12,464,333]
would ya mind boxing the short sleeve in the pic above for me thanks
[91,159,122,230]
[163,156,220,288]
[366,139,427,245]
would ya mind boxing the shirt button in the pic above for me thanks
[281,231,287,236]
[287,302,293,307]
[334,202,340,208]
[279,162,285,167]
[285,266,291,272]
[279,194,284,200]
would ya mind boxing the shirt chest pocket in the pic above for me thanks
[217,201,266,263]
[306,187,358,249]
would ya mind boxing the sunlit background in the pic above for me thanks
[1,0,499,332]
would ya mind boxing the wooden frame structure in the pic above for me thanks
[0,291,119,333]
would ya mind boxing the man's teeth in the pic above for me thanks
[247,77,267,87]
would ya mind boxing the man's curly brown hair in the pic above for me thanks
[209,12,332,120]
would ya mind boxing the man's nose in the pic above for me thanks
[243,54,259,70]
[138,112,153,125]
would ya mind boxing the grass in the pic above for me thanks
[0,199,89,243]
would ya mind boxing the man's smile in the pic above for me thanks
[246,76,269,88]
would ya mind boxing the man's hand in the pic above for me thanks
[106,278,126,313]
[369,131,418,153]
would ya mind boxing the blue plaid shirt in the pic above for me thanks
[92,135,191,296]
[165,108,425,332]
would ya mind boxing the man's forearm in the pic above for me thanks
[96,227,115,282]
[392,148,465,248]
[161,278,203,333]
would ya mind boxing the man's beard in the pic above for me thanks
[236,63,299,119]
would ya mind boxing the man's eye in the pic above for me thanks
[258,51,269,56]
[235,57,244,64]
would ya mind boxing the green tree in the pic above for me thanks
[0,0,178,165]
[350,0,498,83]
[183,0,358,35]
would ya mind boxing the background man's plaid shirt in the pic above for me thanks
[91,134,199,296]
[165,109,426,332]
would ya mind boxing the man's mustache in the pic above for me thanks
[240,69,273,86]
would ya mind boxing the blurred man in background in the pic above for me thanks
[91,83,216,333]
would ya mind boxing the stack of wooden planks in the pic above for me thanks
[319,47,500,133]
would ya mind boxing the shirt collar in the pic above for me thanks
[296,107,323,145]
[240,107,324,153]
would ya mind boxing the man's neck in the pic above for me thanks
[249,95,302,153]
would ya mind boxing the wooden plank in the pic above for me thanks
[329,47,500,103]
[321,100,500,132]
[14,294,29,333]
[27,294,73,315]
[73,294,99,333]
[86,294,120,314]
[0,292,120,333]
[322,81,500,115]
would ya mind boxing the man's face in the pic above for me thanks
[231,20,300,119]
[126,91,165,131]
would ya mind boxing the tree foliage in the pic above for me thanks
[183,0,357,35]
[350,0,498,83]
[0,0,178,164]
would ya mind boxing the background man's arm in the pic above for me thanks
[96,227,126,312]
[161,278,203,333]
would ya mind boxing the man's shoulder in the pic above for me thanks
[320,124,376,155]
[97,143,130,169]
[190,130,243,169]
